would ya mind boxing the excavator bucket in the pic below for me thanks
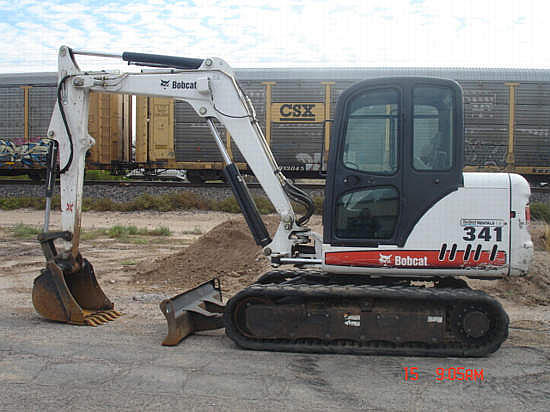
[32,258,121,326]
[160,279,225,346]
[32,139,119,326]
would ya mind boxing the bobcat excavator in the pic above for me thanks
[32,46,533,357]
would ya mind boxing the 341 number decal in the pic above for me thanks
[463,226,502,242]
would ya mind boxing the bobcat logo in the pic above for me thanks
[160,80,170,89]
[378,254,392,266]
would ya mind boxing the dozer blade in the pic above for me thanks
[32,258,121,326]
[160,278,225,346]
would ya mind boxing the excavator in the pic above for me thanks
[32,46,533,357]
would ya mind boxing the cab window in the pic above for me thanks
[342,88,399,175]
[413,86,454,171]
[335,186,399,239]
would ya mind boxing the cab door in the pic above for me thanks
[324,77,464,248]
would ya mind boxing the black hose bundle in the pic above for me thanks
[57,75,73,174]
[283,180,315,226]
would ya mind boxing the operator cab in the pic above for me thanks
[324,77,464,247]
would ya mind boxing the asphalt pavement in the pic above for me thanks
[1,307,549,412]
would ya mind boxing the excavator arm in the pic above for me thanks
[33,46,321,331]
[52,46,320,262]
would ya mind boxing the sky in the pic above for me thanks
[1,0,549,73]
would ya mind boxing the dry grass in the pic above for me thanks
[529,221,550,251]
[0,191,324,215]
[545,225,550,251]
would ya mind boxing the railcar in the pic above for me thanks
[2,68,549,182]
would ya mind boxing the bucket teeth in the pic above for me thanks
[84,311,122,327]
[85,317,100,327]
[89,316,105,325]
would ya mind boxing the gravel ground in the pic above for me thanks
[0,182,326,203]
[1,210,549,411]
[1,180,547,206]
[531,190,550,203]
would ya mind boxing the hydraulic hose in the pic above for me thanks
[57,75,73,174]
[283,180,315,226]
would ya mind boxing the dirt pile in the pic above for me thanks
[529,222,549,252]
[134,216,279,296]
[469,224,550,306]
[469,251,550,306]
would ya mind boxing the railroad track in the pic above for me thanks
[1,178,548,194]
[0,179,327,190]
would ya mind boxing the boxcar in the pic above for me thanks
[2,68,550,182]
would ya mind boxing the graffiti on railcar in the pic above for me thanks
[464,132,507,167]
[279,152,322,172]
[463,90,497,119]
[463,91,497,104]
[516,128,550,138]
[0,138,50,168]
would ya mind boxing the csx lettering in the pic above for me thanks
[280,104,316,118]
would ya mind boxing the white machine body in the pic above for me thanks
[322,173,533,277]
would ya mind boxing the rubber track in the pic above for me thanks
[224,271,509,357]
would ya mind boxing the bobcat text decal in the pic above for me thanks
[378,254,428,267]
[160,80,197,90]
